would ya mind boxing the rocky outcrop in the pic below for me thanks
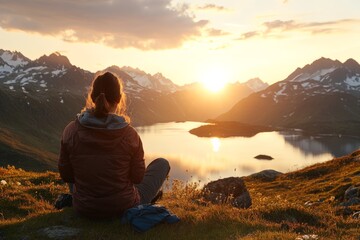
[202,177,252,209]
[249,169,283,181]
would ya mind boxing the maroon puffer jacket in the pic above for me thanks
[58,118,145,219]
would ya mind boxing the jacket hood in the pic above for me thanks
[78,110,129,129]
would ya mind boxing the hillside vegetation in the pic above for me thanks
[0,151,359,239]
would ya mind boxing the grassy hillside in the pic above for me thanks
[0,151,359,239]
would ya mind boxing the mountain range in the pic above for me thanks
[2,49,358,171]
[218,57,360,135]
[0,49,266,170]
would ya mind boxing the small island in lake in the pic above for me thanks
[254,154,274,160]
[189,121,275,138]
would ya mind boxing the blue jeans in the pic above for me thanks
[136,158,170,204]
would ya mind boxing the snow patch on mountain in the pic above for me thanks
[245,78,268,92]
[291,68,336,82]
[24,66,47,72]
[127,72,152,88]
[273,84,288,103]
[21,87,29,93]
[0,51,29,67]
[344,76,360,87]
[51,66,67,77]
[0,64,13,73]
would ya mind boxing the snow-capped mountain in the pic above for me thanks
[0,50,30,73]
[218,57,360,135]
[120,66,179,93]
[0,51,93,95]
[245,78,269,92]
[259,57,360,103]
[0,50,179,96]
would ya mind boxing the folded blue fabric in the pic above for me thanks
[121,204,180,232]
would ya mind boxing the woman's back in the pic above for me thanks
[58,72,169,219]
[60,112,145,218]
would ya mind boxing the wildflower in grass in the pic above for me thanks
[1,180,7,185]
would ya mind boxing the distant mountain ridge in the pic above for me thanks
[120,66,179,93]
[0,50,30,73]
[218,57,360,135]
[0,49,260,170]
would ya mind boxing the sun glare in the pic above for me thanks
[211,137,221,152]
[200,67,229,93]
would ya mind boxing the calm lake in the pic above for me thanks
[136,122,360,184]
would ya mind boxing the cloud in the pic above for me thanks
[238,19,359,40]
[196,4,230,12]
[0,0,208,50]
[238,31,260,40]
[206,28,230,37]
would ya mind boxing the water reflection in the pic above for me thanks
[211,138,221,152]
[137,122,360,184]
[281,132,360,157]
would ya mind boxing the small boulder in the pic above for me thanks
[202,177,252,209]
[339,186,360,206]
[249,169,283,181]
[344,186,359,200]
[39,225,80,239]
[254,154,273,160]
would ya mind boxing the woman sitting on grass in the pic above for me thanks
[57,72,170,219]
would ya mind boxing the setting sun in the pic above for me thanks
[200,67,229,93]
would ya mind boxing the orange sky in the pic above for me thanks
[1,0,360,86]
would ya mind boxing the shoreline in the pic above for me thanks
[189,121,360,138]
[188,121,277,138]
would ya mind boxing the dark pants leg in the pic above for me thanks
[135,158,170,204]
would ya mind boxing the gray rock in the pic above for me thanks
[39,225,80,239]
[233,191,252,209]
[340,197,360,207]
[249,169,283,181]
[344,186,359,200]
[202,177,252,209]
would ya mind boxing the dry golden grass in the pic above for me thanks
[0,151,359,239]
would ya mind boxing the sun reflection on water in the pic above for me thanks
[211,137,221,152]
[138,122,360,184]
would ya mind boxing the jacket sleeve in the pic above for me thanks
[128,128,145,184]
[58,123,75,183]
